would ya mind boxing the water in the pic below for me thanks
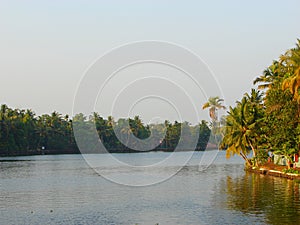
[1,151,300,225]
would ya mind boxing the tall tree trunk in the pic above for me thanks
[240,152,252,167]
[248,139,258,166]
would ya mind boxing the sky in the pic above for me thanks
[1,0,300,124]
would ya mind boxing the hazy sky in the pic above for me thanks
[1,0,300,123]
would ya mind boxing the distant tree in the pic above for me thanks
[196,120,211,150]
[202,97,226,122]
[0,104,211,155]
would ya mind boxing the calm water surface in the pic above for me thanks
[1,151,300,225]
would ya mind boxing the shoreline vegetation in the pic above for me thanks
[220,39,300,178]
[245,162,300,180]
[0,105,213,157]
[1,38,300,183]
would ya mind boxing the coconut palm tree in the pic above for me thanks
[281,39,300,102]
[202,97,226,145]
[253,61,282,90]
[221,99,252,166]
[116,118,132,147]
[202,97,226,122]
[282,74,300,103]
[221,90,264,167]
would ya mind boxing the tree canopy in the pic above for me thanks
[0,105,211,156]
[222,39,300,168]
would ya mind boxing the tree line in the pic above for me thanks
[0,105,211,156]
[221,39,300,168]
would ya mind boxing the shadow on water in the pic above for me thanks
[214,171,300,225]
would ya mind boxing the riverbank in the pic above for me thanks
[0,147,219,157]
[246,162,300,180]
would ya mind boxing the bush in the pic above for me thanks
[282,168,299,174]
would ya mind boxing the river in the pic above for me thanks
[1,150,300,224]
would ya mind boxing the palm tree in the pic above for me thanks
[107,116,115,127]
[281,39,300,103]
[254,40,300,101]
[117,118,132,147]
[282,74,300,103]
[221,100,252,166]
[244,88,264,107]
[22,109,37,150]
[202,97,226,146]
[253,61,283,91]
[221,90,264,167]
[202,97,226,122]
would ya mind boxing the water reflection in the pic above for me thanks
[215,171,300,225]
[5,152,300,224]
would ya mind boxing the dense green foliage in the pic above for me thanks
[0,104,77,156]
[197,120,211,150]
[0,105,211,156]
[282,168,299,174]
[221,39,300,167]
[221,89,265,166]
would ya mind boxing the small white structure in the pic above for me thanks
[273,152,300,168]
[274,154,287,166]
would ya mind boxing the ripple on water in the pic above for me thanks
[1,151,299,224]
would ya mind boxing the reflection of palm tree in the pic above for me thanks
[202,97,226,122]
[216,172,300,224]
